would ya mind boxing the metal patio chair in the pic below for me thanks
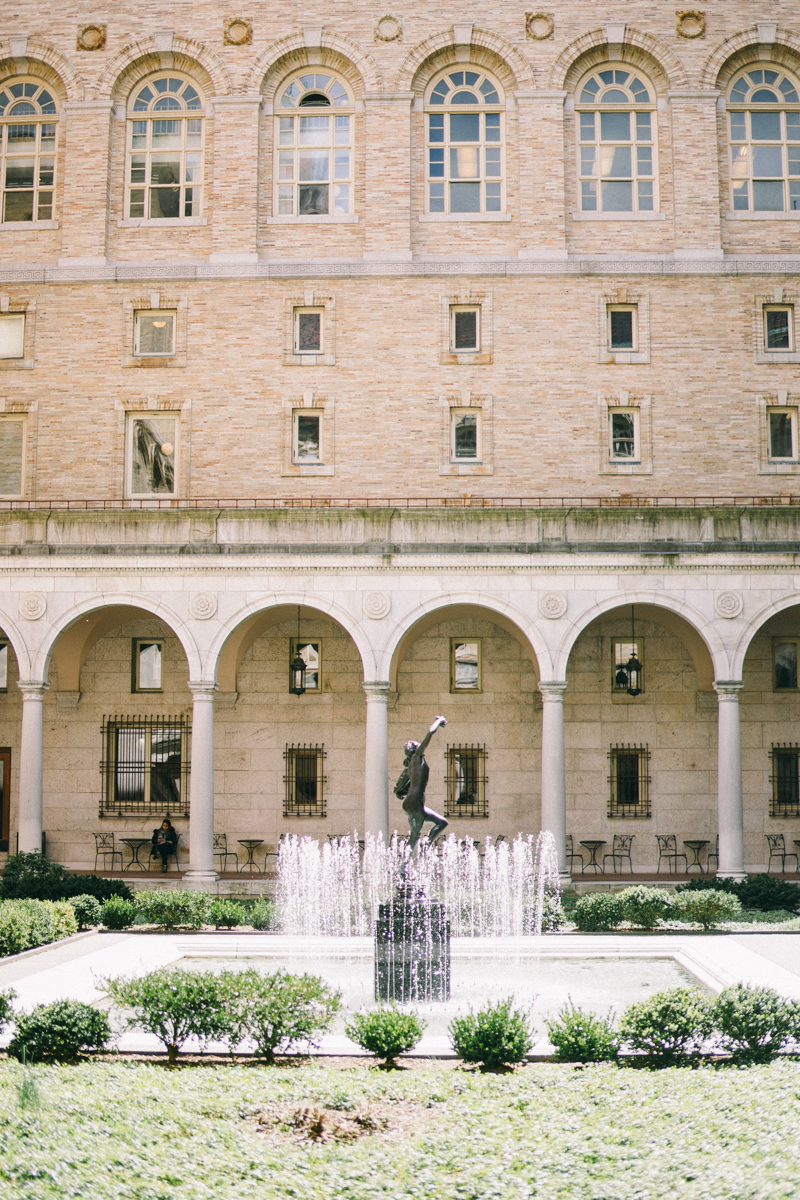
[603,834,635,874]
[766,833,799,875]
[565,834,584,873]
[93,831,123,872]
[213,833,239,873]
[707,835,719,873]
[656,834,688,874]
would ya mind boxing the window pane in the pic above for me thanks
[131,418,176,495]
[616,753,640,807]
[450,147,479,179]
[138,642,162,690]
[453,642,480,690]
[115,728,145,807]
[298,184,328,214]
[150,158,180,185]
[611,412,635,457]
[299,115,329,146]
[601,180,633,211]
[453,414,478,459]
[296,414,320,461]
[454,309,478,350]
[149,188,180,218]
[0,645,7,689]
[579,112,596,141]
[450,182,480,212]
[775,642,798,689]
[151,120,182,149]
[752,146,783,177]
[775,752,799,807]
[766,309,791,349]
[136,312,175,355]
[3,191,32,221]
[0,421,23,494]
[5,158,34,188]
[600,111,630,141]
[753,180,784,210]
[296,642,319,690]
[609,310,634,349]
[0,315,25,359]
[750,111,782,140]
[769,412,794,458]
[450,113,480,142]
[150,728,182,808]
[294,751,318,807]
[298,151,329,181]
[581,181,597,210]
[7,125,36,152]
[297,312,321,351]
[601,146,632,177]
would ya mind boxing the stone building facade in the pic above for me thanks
[0,5,799,883]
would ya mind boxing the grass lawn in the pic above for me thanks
[0,1059,798,1199]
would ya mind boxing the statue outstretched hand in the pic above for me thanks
[429,715,447,733]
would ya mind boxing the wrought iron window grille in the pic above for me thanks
[100,714,190,818]
[770,743,800,816]
[608,743,650,818]
[284,743,326,817]
[445,744,488,818]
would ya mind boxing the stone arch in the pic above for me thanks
[95,35,231,103]
[384,594,549,689]
[394,27,535,96]
[732,594,800,679]
[247,30,381,100]
[0,37,84,101]
[210,595,377,690]
[555,593,724,687]
[0,607,33,681]
[38,594,202,688]
[701,26,800,92]
[549,26,688,93]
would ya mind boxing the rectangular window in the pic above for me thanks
[294,308,323,354]
[0,417,25,497]
[450,409,480,462]
[451,638,482,692]
[427,110,503,215]
[0,314,25,359]
[293,411,321,464]
[132,639,163,692]
[579,107,655,213]
[770,744,800,816]
[133,310,176,356]
[764,306,793,350]
[774,639,799,690]
[613,639,644,693]
[275,113,351,217]
[768,408,797,460]
[608,744,650,818]
[127,414,177,497]
[450,306,480,352]
[445,744,488,818]
[609,409,638,461]
[0,642,7,690]
[0,748,9,852]
[608,305,637,351]
[289,639,321,692]
[283,744,326,817]
[100,714,190,817]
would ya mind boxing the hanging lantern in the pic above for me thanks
[289,606,306,696]
[625,604,643,697]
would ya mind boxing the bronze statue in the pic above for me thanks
[393,715,448,849]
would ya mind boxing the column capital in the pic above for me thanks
[538,680,567,701]
[188,680,218,700]
[17,681,48,699]
[363,680,392,702]
[714,680,744,700]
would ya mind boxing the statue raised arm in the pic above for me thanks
[393,715,448,850]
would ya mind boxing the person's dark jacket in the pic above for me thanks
[151,826,178,856]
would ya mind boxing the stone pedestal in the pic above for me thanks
[374,882,450,1002]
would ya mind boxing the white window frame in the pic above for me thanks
[450,305,480,353]
[272,70,355,222]
[281,394,335,477]
[597,291,650,365]
[125,73,205,223]
[439,392,493,476]
[0,313,25,360]
[608,407,640,463]
[424,67,505,217]
[132,638,163,693]
[133,309,177,357]
[450,407,482,464]
[598,392,652,476]
[0,414,26,498]
[727,67,800,215]
[0,78,58,225]
[125,412,179,499]
[292,408,322,465]
[576,66,658,216]
[763,304,795,352]
[293,307,324,356]
[607,304,639,353]
[767,406,798,461]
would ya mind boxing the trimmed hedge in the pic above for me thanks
[670,890,742,929]
[134,890,210,931]
[0,852,133,903]
[676,874,800,914]
[573,892,624,932]
[0,898,79,956]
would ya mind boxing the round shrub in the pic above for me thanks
[101,896,136,930]
[134,890,211,931]
[0,898,78,956]
[618,886,672,930]
[7,999,111,1063]
[345,1005,426,1066]
[573,892,624,932]
[68,894,103,931]
[449,997,533,1070]
[209,899,244,929]
[249,898,275,931]
[670,890,742,930]
[546,1002,619,1062]
[714,983,797,1063]
[619,987,714,1064]
[229,968,341,1064]
[104,967,237,1064]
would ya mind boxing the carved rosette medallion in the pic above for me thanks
[363,591,391,620]
[19,592,46,621]
[190,592,217,620]
[715,591,743,619]
[539,591,567,619]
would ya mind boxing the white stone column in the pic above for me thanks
[363,682,391,840]
[538,681,570,881]
[17,682,48,853]
[184,682,218,888]
[714,681,746,880]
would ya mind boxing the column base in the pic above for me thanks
[181,869,219,891]
[558,871,574,888]
[715,870,748,882]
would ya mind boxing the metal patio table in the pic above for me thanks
[683,839,709,873]
[238,838,264,873]
[580,840,606,874]
[121,837,151,873]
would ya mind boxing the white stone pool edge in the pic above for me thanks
[1,931,799,1059]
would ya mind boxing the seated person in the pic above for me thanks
[150,819,178,872]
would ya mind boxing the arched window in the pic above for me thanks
[275,72,354,217]
[424,69,504,215]
[576,68,656,214]
[0,80,57,223]
[728,68,800,213]
[126,75,204,220]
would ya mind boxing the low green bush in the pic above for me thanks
[676,874,800,914]
[229,968,341,1064]
[619,987,714,1064]
[101,896,137,930]
[209,899,244,929]
[104,968,235,1064]
[573,892,624,932]
[134,890,211,931]
[0,898,79,956]
[248,898,275,931]
[449,997,533,1070]
[713,984,798,1064]
[345,1005,426,1066]
[670,890,742,929]
[618,885,672,930]
[0,851,133,903]
[546,1002,620,1062]
[68,894,103,931]
[7,999,111,1063]
[0,987,16,1032]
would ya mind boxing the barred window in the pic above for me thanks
[0,79,57,223]
[284,744,326,817]
[100,715,190,817]
[445,744,487,818]
[126,74,204,220]
[770,744,800,816]
[608,744,650,818]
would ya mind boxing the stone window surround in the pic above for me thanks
[439,390,493,476]
[281,390,335,477]
[121,294,187,369]
[597,390,653,476]
[0,406,31,499]
[0,296,36,371]
[283,290,336,366]
[597,288,650,364]
[753,288,800,364]
[439,290,492,365]
[114,395,192,499]
[756,389,800,475]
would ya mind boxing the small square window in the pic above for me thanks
[0,418,25,497]
[132,639,163,692]
[0,642,8,691]
[294,308,323,354]
[450,409,480,462]
[609,409,638,461]
[774,639,799,690]
[764,306,793,351]
[608,306,637,351]
[0,315,25,360]
[451,639,482,692]
[450,306,480,352]
[289,639,321,692]
[768,408,797,460]
[293,411,321,463]
[127,414,178,497]
[133,311,176,356]
[613,639,644,693]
